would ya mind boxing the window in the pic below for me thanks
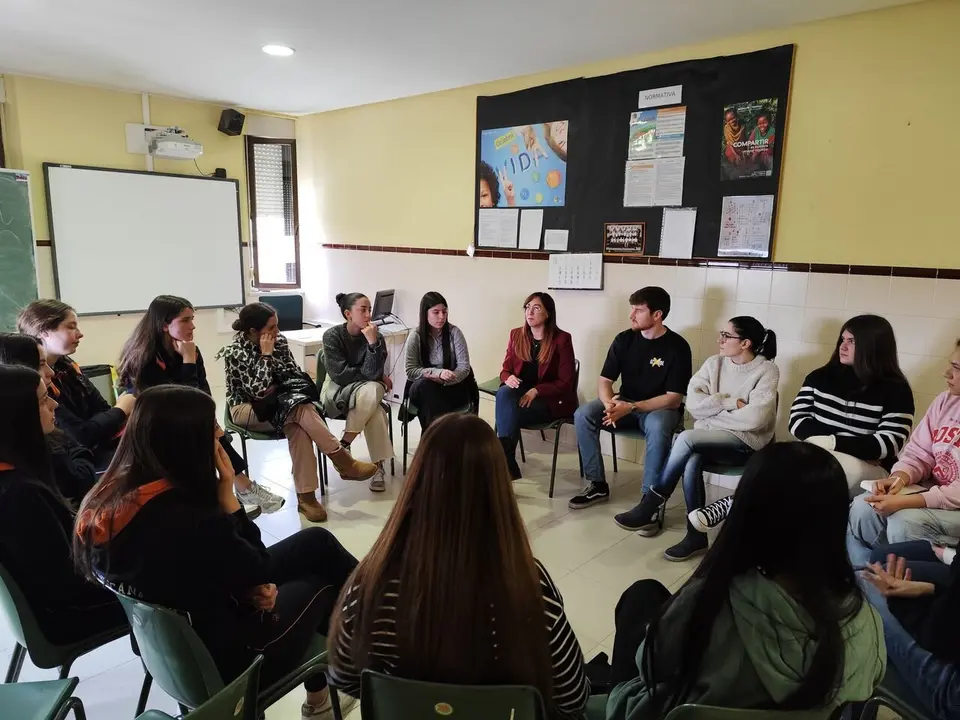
[245,136,299,288]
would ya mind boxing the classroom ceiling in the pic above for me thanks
[0,0,919,115]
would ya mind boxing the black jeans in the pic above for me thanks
[220,434,248,475]
[408,377,472,430]
[210,527,358,692]
[610,579,673,686]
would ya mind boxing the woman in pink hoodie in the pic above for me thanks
[848,340,960,567]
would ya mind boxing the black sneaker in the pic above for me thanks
[688,496,733,533]
[664,528,709,562]
[614,491,666,535]
[568,482,610,509]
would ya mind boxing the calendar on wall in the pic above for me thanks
[547,253,604,291]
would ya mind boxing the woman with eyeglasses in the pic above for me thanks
[494,292,577,479]
[614,316,779,562]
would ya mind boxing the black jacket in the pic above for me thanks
[51,358,125,468]
[890,558,960,666]
[125,347,212,396]
[83,482,271,644]
[0,467,116,635]
[48,432,97,502]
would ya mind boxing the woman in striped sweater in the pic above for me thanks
[328,413,589,719]
[789,315,914,493]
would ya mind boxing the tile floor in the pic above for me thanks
[0,420,725,719]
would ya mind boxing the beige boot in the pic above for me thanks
[297,492,328,523]
[328,447,378,481]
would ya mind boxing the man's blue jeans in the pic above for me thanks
[650,429,752,512]
[573,398,679,492]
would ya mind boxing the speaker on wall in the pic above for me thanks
[218,109,245,136]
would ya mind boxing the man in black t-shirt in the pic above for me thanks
[570,287,692,518]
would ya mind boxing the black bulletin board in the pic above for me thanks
[474,45,794,260]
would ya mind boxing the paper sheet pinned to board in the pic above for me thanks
[659,208,697,259]
[478,208,519,248]
[518,209,544,250]
[543,229,569,252]
[718,195,774,258]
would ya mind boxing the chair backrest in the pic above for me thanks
[261,294,304,332]
[114,594,226,710]
[186,655,262,720]
[80,364,117,406]
[664,704,836,720]
[0,561,45,656]
[360,670,546,720]
[315,345,328,389]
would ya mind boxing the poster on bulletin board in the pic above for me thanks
[479,122,569,208]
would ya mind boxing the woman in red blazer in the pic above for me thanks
[496,292,577,478]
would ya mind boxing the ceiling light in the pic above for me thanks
[262,45,295,57]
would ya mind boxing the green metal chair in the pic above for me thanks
[663,705,838,719]
[0,677,87,720]
[0,562,153,714]
[478,361,581,498]
[114,593,333,717]
[857,683,933,719]
[315,351,396,478]
[135,655,262,720]
[223,406,328,497]
[359,669,547,719]
[400,371,479,475]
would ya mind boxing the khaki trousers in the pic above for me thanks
[230,403,340,494]
[344,382,394,464]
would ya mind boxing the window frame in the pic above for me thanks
[245,135,300,289]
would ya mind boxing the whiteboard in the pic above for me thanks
[44,164,244,315]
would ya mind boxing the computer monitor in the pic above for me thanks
[371,289,395,324]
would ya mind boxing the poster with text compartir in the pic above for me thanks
[718,195,774,258]
[628,107,686,161]
[721,98,778,181]
[479,122,568,208]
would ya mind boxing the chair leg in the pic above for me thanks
[387,406,395,476]
[402,418,409,476]
[67,697,87,720]
[519,433,526,463]
[540,430,547,442]
[549,428,562,499]
[239,434,249,467]
[329,685,344,720]
[58,660,72,679]
[611,433,618,474]
[179,703,190,715]
[5,643,25,683]
[135,668,153,716]
[317,454,327,498]
[578,447,584,478]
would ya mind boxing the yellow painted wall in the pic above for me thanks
[298,0,960,267]
[1,75,254,244]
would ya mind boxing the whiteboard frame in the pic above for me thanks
[43,162,245,316]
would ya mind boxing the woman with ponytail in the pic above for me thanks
[614,316,780,561]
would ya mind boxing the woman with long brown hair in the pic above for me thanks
[495,291,577,478]
[328,413,589,718]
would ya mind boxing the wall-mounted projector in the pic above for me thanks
[148,127,203,160]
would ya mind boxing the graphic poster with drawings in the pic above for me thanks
[479,122,568,208]
[720,99,778,180]
[718,195,774,258]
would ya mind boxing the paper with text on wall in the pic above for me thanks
[624,157,685,207]
[548,252,603,290]
[718,195,774,258]
[478,208,519,249]
[638,85,682,109]
[518,209,544,250]
[659,208,697,259]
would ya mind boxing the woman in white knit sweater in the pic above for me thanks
[616,316,779,562]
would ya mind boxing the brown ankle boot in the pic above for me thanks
[297,492,327,523]
[328,447,378,481]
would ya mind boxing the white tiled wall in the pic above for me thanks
[304,249,958,461]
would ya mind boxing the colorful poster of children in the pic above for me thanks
[720,99,777,180]
[479,121,568,208]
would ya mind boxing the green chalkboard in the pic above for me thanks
[0,169,38,332]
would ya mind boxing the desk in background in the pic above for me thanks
[281,322,410,404]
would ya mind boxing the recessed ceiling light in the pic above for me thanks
[262,44,295,57]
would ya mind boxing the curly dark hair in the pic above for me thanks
[478,161,500,207]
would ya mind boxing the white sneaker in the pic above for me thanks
[302,693,358,719]
[369,463,386,492]
[688,495,733,533]
[236,481,286,514]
